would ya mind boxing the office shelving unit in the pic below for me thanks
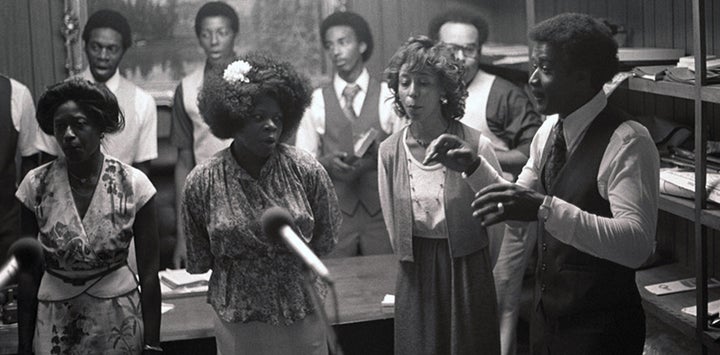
[523,0,718,353]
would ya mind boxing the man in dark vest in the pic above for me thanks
[0,75,55,263]
[425,13,659,354]
[296,11,400,257]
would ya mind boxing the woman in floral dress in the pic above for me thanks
[182,54,341,354]
[15,78,161,354]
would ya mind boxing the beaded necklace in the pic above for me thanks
[404,128,447,217]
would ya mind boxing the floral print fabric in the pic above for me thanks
[34,291,143,355]
[15,156,155,354]
[183,144,340,325]
[16,157,155,272]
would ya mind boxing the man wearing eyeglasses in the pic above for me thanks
[429,5,542,355]
[430,6,541,180]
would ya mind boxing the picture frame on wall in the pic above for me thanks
[63,0,340,105]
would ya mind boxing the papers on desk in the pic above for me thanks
[682,299,720,317]
[159,269,211,297]
[381,294,394,307]
[161,302,175,314]
[645,277,720,296]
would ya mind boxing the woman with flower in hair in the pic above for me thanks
[182,53,341,354]
[16,78,161,354]
[379,36,503,354]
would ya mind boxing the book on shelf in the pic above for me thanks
[659,167,720,204]
[632,65,669,81]
[666,147,720,171]
[645,277,720,296]
[618,47,684,62]
[676,54,719,69]
[159,268,212,289]
[665,66,720,84]
[688,58,720,72]
[481,43,529,66]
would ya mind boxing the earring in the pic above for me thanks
[440,97,448,104]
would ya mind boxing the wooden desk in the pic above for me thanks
[0,254,397,353]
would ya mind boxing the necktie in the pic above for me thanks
[543,118,566,189]
[341,83,361,120]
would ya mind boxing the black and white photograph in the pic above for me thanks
[0,0,718,354]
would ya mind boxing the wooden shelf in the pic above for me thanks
[702,208,720,231]
[659,194,696,222]
[627,77,720,104]
[659,194,720,231]
[636,263,720,341]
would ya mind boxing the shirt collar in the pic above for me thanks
[81,68,120,92]
[562,90,607,152]
[333,68,369,96]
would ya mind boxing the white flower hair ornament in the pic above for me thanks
[223,60,252,83]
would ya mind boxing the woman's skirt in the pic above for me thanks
[34,290,144,355]
[395,236,500,355]
[213,311,328,355]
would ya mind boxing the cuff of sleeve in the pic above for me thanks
[537,195,553,222]
[462,158,504,192]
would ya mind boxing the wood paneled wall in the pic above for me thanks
[0,0,67,100]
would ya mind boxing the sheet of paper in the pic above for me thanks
[159,269,211,288]
[682,299,720,317]
[645,277,720,295]
[381,294,395,307]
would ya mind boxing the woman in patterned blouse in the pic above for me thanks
[16,78,161,354]
[182,54,341,354]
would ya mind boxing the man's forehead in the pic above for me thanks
[87,27,123,42]
[531,43,557,59]
[438,22,479,45]
[325,25,357,41]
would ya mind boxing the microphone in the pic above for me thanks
[0,238,43,288]
[261,207,333,284]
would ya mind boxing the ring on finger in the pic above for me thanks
[497,202,505,215]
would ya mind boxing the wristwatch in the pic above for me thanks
[537,195,553,222]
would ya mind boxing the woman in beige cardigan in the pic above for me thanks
[378,36,504,355]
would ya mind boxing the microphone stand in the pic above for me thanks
[301,267,343,355]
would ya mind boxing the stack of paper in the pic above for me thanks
[160,269,211,289]
[660,168,720,204]
[632,65,669,81]
[676,55,719,70]
[677,55,715,67]
[645,277,720,295]
[682,299,720,317]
